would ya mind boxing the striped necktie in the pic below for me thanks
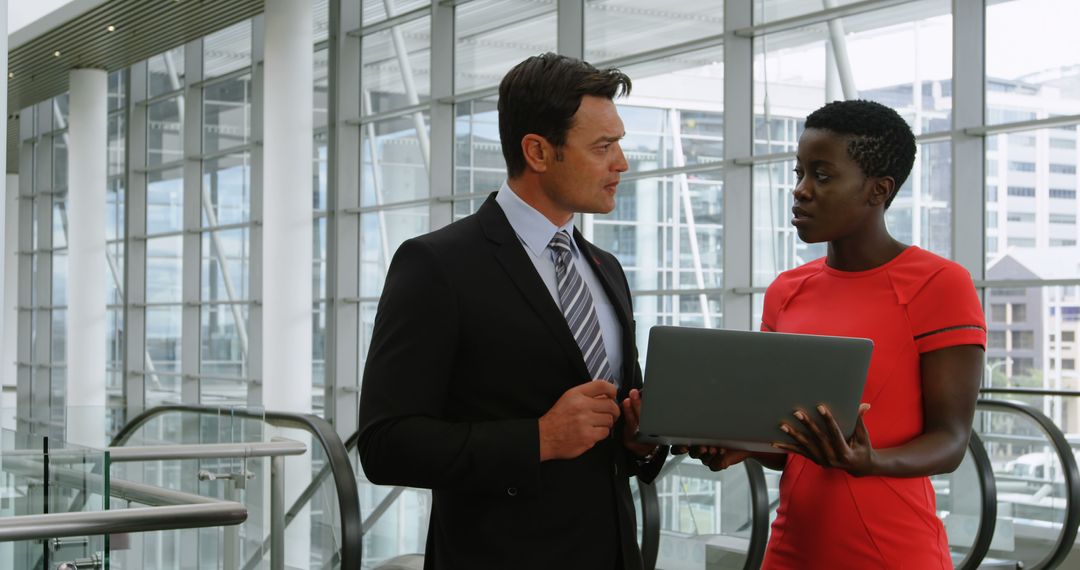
[549,231,614,383]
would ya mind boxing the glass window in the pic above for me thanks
[754,0,952,144]
[455,0,556,94]
[1012,303,1027,323]
[203,75,252,154]
[1063,331,1076,343]
[361,16,431,115]
[360,205,430,298]
[362,0,429,25]
[585,1,723,62]
[361,112,431,206]
[754,0,871,24]
[314,0,330,43]
[201,228,251,302]
[146,306,183,376]
[591,171,723,295]
[146,236,183,303]
[988,330,1006,349]
[1012,330,1034,349]
[986,0,1080,124]
[991,303,1007,322]
[202,153,252,225]
[204,20,252,79]
[147,167,184,235]
[315,133,329,210]
[108,113,125,177]
[147,97,184,167]
[201,304,249,381]
[148,46,185,97]
[454,98,503,196]
[315,48,329,130]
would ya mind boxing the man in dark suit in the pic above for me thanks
[357,53,666,569]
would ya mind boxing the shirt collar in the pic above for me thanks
[496,181,579,258]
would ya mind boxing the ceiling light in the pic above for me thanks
[7,73,12,79]
[107,25,116,32]
[53,51,61,57]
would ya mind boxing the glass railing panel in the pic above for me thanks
[638,456,760,569]
[931,442,991,566]
[975,405,1072,567]
[0,427,110,569]
[357,480,430,569]
[0,427,49,568]
[108,407,272,569]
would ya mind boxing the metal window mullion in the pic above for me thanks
[33,123,55,429]
[16,139,34,432]
[722,1,753,331]
[125,62,149,413]
[557,0,584,59]
[181,40,204,405]
[952,0,986,279]
[327,0,361,436]
[248,15,265,409]
[556,0,584,231]
[429,0,454,230]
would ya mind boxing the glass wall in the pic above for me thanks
[11,0,1080,567]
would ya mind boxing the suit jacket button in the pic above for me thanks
[506,487,518,497]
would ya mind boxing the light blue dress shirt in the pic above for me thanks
[496,182,623,385]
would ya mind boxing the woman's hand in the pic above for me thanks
[672,445,753,471]
[773,403,877,477]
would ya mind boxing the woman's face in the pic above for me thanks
[790,128,883,244]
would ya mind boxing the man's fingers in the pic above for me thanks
[580,379,617,399]
[591,397,621,418]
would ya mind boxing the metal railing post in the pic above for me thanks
[271,454,285,570]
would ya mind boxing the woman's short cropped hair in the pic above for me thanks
[805,100,917,209]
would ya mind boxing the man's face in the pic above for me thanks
[540,95,629,216]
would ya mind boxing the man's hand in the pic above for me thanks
[539,380,620,461]
[621,388,658,458]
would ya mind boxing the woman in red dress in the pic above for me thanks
[686,100,986,569]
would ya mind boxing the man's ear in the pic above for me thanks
[867,176,895,207]
[521,134,550,173]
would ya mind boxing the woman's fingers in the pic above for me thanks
[815,404,850,453]
[780,419,825,465]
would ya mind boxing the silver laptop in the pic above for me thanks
[636,326,873,453]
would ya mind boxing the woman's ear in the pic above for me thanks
[867,176,895,207]
[521,134,549,173]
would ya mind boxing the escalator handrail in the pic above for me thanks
[955,430,998,570]
[639,477,661,570]
[976,397,1080,570]
[109,404,362,569]
[743,459,770,570]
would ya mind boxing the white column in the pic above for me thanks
[66,69,108,448]
[263,1,313,566]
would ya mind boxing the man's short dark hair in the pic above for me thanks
[804,100,917,209]
[498,53,631,178]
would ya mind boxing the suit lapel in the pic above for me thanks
[478,195,592,382]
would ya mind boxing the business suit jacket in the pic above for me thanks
[358,193,665,569]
